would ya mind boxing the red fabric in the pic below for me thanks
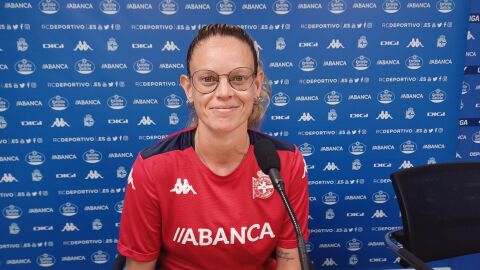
[118,129,309,269]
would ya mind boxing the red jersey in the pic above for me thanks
[118,128,309,269]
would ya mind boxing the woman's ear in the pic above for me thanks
[254,70,265,97]
[180,74,194,103]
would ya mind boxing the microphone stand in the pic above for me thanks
[269,169,311,270]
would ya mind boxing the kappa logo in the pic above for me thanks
[372,209,388,218]
[73,41,93,51]
[376,111,393,120]
[467,31,475,41]
[399,160,414,169]
[127,169,135,190]
[161,41,180,51]
[298,112,315,122]
[326,39,344,49]
[51,117,70,127]
[323,162,340,171]
[1,173,18,183]
[302,158,307,179]
[252,170,274,199]
[85,170,103,179]
[137,116,156,125]
[322,258,338,266]
[406,38,423,48]
[170,178,197,195]
[61,222,79,232]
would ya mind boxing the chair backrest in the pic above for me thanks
[390,162,480,262]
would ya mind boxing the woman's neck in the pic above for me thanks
[194,125,250,176]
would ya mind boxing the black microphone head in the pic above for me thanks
[254,139,281,174]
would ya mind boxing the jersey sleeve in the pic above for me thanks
[276,146,310,249]
[117,154,162,262]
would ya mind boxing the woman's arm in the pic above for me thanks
[126,257,157,270]
[276,247,300,270]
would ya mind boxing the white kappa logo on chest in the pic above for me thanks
[170,178,197,195]
[252,170,274,199]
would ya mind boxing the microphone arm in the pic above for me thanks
[267,169,311,270]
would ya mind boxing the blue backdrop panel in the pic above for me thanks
[0,0,471,269]
[450,0,480,269]
[458,0,480,161]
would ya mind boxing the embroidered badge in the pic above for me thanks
[252,170,274,199]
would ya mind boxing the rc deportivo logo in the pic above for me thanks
[252,170,274,199]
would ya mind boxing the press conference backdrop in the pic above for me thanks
[0,0,474,269]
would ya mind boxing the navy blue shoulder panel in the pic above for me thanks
[141,128,195,159]
[248,129,296,152]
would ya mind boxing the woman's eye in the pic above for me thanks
[232,76,245,81]
[202,76,216,83]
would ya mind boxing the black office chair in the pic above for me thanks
[386,162,480,270]
[112,254,126,270]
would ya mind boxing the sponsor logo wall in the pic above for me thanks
[0,0,472,269]
[458,1,480,162]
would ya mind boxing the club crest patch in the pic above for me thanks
[252,170,274,199]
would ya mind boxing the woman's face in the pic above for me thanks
[181,36,263,134]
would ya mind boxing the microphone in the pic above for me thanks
[253,139,285,192]
[254,139,311,270]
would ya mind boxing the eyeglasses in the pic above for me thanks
[190,67,256,94]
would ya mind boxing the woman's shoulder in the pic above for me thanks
[140,127,196,161]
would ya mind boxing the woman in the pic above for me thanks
[118,24,309,270]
